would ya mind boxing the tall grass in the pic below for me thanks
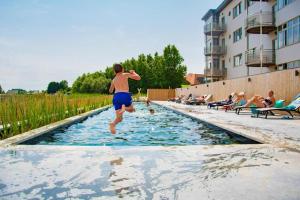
[0,94,112,139]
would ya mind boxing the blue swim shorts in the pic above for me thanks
[113,92,132,110]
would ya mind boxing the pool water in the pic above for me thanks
[21,103,258,146]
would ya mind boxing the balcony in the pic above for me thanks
[245,12,275,34]
[204,68,227,77]
[204,22,226,36]
[245,48,275,67]
[204,46,226,56]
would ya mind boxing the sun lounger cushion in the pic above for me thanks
[238,100,247,106]
[274,100,285,108]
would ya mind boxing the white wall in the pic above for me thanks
[275,0,300,64]
[277,43,300,65]
[276,0,300,26]
[217,0,275,79]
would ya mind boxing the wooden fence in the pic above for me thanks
[147,89,175,101]
[176,68,300,103]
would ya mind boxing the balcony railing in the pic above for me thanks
[245,48,275,67]
[204,46,226,56]
[245,12,275,34]
[204,22,226,36]
[204,68,227,77]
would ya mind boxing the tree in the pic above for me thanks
[47,82,60,94]
[71,44,187,94]
[59,80,69,91]
[72,72,111,93]
[162,45,187,88]
[0,84,4,94]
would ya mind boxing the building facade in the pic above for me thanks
[185,73,206,85]
[202,0,300,82]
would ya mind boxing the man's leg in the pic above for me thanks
[125,105,135,113]
[109,110,123,134]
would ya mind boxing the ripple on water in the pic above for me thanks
[21,102,258,146]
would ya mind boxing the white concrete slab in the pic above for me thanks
[0,145,300,200]
[155,101,300,150]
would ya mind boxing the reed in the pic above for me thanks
[0,93,112,139]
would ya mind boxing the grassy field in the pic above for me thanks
[0,94,112,139]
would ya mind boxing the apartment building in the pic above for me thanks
[202,0,300,81]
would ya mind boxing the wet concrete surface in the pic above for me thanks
[0,145,300,200]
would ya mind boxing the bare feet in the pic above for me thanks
[109,122,116,134]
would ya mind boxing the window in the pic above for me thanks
[233,28,242,42]
[213,59,220,69]
[222,60,226,69]
[277,64,287,70]
[233,54,242,67]
[233,2,242,18]
[277,0,294,11]
[293,18,300,43]
[287,21,294,45]
[287,60,300,69]
[213,38,219,45]
[277,16,300,48]
[247,0,254,8]
[221,17,225,26]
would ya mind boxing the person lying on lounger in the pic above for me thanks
[207,94,234,108]
[244,90,275,108]
[169,95,184,103]
[184,95,206,105]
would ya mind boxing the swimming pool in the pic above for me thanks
[21,102,258,146]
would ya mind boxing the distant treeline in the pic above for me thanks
[72,45,187,94]
[1,45,187,95]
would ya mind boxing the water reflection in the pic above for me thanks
[21,103,257,146]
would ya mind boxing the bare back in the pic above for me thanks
[112,73,129,93]
[109,71,141,93]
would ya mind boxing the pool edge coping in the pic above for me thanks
[0,105,111,147]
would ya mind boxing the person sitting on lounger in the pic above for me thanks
[223,92,246,111]
[244,90,275,108]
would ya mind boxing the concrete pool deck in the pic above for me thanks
[1,145,300,200]
[155,101,300,151]
[0,102,300,199]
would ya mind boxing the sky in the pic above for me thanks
[0,0,222,91]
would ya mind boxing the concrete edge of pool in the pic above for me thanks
[0,105,111,147]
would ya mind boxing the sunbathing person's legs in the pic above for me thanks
[244,95,265,107]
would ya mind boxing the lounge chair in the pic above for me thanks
[195,94,212,105]
[234,100,275,115]
[255,97,300,119]
[224,99,247,112]
[208,93,236,110]
[235,105,263,115]
[185,95,205,105]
